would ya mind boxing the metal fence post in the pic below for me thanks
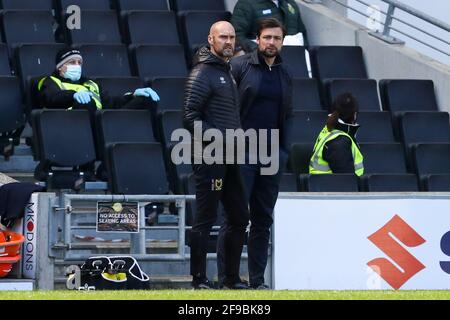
[131,203,146,254]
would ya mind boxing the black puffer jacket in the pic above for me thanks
[183,46,241,134]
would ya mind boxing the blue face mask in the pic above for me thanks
[63,65,82,81]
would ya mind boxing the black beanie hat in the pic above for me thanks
[55,47,83,69]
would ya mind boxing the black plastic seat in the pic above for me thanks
[151,77,186,112]
[173,0,225,11]
[179,11,231,62]
[64,10,122,44]
[32,109,97,189]
[359,143,407,174]
[132,45,187,81]
[94,77,144,100]
[302,174,359,192]
[289,143,314,176]
[96,109,156,170]
[167,141,193,193]
[413,143,450,176]
[357,111,395,143]
[280,46,309,79]
[0,76,26,159]
[311,46,368,81]
[326,79,380,111]
[292,78,323,111]
[1,10,55,45]
[116,0,169,11]
[124,11,180,45]
[107,142,169,194]
[379,79,438,112]
[363,174,419,192]
[158,110,183,147]
[424,174,450,191]
[279,173,298,192]
[2,0,53,10]
[0,44,11,76]
[58,0,111,10]
[74,44,132,77]
[290,111,327,144]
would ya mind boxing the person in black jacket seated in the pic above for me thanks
[38,47,160,114]
[309,93,364,176]
[183,21,250,290]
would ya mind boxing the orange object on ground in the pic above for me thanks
[0,230,25,278]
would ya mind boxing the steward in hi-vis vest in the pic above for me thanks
[37,47,161,115]
[309,93,364,176]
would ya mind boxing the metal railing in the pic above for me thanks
[322,0,449,58]
[52,194,195,261]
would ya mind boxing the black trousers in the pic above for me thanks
[190,163,249,284]
[217,151,287,286]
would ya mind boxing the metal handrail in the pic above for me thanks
[324,0,449,58]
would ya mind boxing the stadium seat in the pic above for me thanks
[400,112,450,167]
[158,110,183,147]
[0,44,11,76]
[379,79,438,112]
[15,43,65,85]
[326,79,381,111]
[94,77,144,101]
[96,109,156,166]
[167,142,193,193]
[172,0,225,11]
[107,142,169,194]
[1,0,53,10]
[302,174,359,192]
[74,44,132,77]
[289,143,314,176]
[64,11,122,44]
[132,45,187,81]
[280,46,309,79]
[32,109,97,189]
[423,174,450,192]
[0,76,26,159]
[1,10,56,45]
[151,77,186,112]
[310,46,368,81]
[363,174,419,192]
[179,11,231,62]
[357,111,396,143]
[292,78,324,111]
[359,143,407,174]
[290,111,327,144]
[279,173,298,192]
[116,0,169,11]
[124,11,180,45]
[58,0,111,10]
[413,143,450,176]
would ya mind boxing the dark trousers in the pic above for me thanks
[217,152,286,286]
[190,163,249,284]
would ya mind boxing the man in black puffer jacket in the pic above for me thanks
[183,21,250,290]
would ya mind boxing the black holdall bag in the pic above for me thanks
[68,255,150,290]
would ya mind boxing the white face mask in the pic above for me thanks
[63,64,82,81]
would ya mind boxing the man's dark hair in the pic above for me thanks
[256,18,286,38]
[327,93,359,130]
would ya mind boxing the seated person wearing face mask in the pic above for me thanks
[37,48,160,114]
[309,93,364,176]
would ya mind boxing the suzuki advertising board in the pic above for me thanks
[273,195,450,290]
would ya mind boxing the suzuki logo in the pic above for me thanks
[367,215,426,290]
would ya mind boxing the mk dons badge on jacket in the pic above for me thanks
[211,179,223,191]
[288,3,296,14]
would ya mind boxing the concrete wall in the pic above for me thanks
[296,0,450,112]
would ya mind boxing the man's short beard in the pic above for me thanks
[260,48,278,58]
[220,48,234,58]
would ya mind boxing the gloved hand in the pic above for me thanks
[133,87,160,102]
[73,91,93,104]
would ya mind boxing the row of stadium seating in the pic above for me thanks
[0,0,224,11]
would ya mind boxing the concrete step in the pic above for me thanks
[0,279,34,291]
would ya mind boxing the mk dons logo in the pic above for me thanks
[367,215,426,290]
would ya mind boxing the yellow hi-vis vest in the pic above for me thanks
[38,76,103,109]
[309,125,364,176]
